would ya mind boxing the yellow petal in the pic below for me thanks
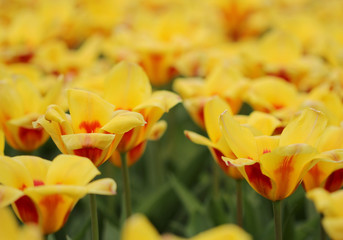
[134,90,181,114]
[0,185,24,207]
[172,77,205,98]
[191,224,252,240]
[0,128,4,155]
[184,130,214,148]
[147,120,167,140]
[220,111,258,160]
[102,110,146,134]
[121,214,160,240]
[68,89,115,133]
[104,61,152,109]
[322,217,343,240]
[246,111,281,136]
[306,188,331,214]
[0,79,25,120]
[13,156,51,184]
[280,108,327,147]
[46,154,100,186]
[204,96,232,143]
[318,126,343,152]
[0,156,33,188]
[260,144,318,200]
[87,178,116,195]
[39,77,63,113]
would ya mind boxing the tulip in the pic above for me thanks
[0,76,62,152]
[104,61,180,167]
[34,88,146,167]
[121,214,251,240]
[0,154,116,234]
[220,108,327,239]
[307,188,343,240]
[0,207,43,240]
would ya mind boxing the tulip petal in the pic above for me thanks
[13,156,51,184]
[322,217,343,240]
[204,96,232,143]
[191,224,252,240]
[68,89,115,133]
[280,108,327,147]
[184,130,214,148]
[246,111,281,136]
[87,178,116,195]
[318,126,343,152]
[104,61,152,109]
[46,155,100,186]
[0,156,33,188]
[0,185,24,207]
[24,186,83,234]
[102,110,146,134]
[260,144,318,200]
[220,111,258,160]
[134,90,181,114]
[0,128,4,155]
[147,120,167,140]
[121,214,160,240]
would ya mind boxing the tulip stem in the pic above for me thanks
[89,194,99,240]
[273,200,282,240]
[236,179,243,227]
[121,154,132,218]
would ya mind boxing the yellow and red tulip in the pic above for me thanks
[34,88,146,167]
[103,61,180,166]
[307,188,343,240]
[0,76,62,152]
[221,108,327,201]
[0,154,116,234]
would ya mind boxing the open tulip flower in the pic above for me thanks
[173,65,248,129]
[121,214,252,240]
[103,61,180,167]
[0,76,62,152]
[307,188,343,240]
[34,88,146,167]
[0,154,116,234]
[220,108,327,201]
[0,207,43,240]
[302,125,343,192]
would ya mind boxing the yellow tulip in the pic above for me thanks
[307,188,343,240]
[185,96,280,180]
[121,214,251,240]
[0,154,116,234]
[103,61,180,166]
[221,108,327,201]
[34,88,146,167]
[0,207,43,240]
[173,65,248,129]
[0,76,62,152]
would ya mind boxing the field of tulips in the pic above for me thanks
[1,0,343,239]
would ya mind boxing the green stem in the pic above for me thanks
[121,154,132,218]
[236,180,243,227]
[320,214,326,240]
[213,162,220,198]
[89,194,99,240]
[273,200,282,240]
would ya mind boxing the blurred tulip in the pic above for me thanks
[0,207,43,240]
[121,214,251,240]
[34,88,146,167]
[307,188,343,240]
[0,154,116,234]
[0,76,62,152]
